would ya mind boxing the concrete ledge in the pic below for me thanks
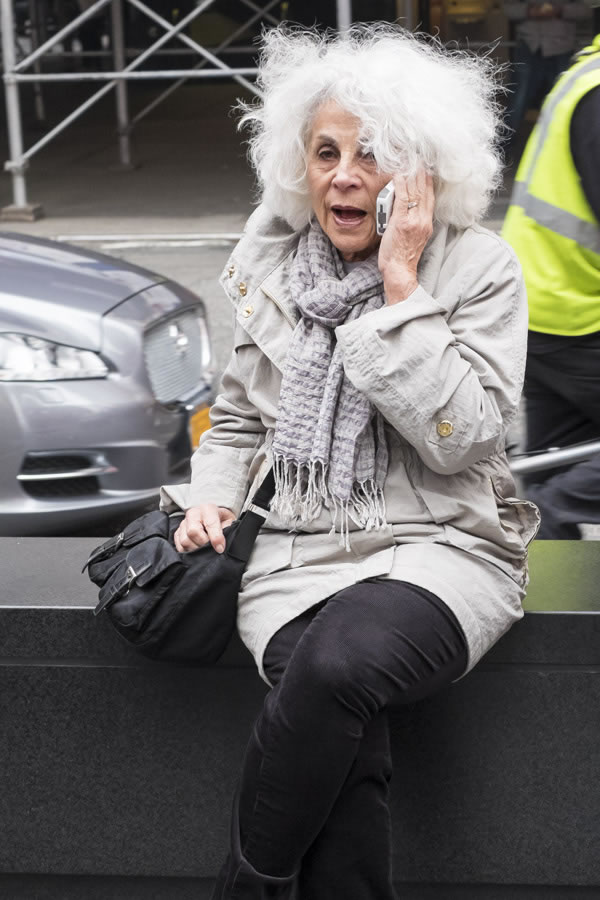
[1,538,599,897]
[0,875,598,900]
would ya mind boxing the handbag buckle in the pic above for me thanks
[93,560,151,616]
[126,562,151,588]
[82,531,125,572]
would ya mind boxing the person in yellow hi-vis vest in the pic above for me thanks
[503,34,600,538]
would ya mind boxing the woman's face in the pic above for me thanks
[306,101,390,262]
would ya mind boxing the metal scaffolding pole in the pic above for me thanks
[29,0,46,122]
[239,0,280,26]
[0,0,42,218]
[14,69,260,82]
[336,0,353,31]
[126,0,258,96]
[111,0,132,167]
[16,66,256,81]
[130,0,276,129]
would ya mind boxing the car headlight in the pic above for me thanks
[0,333,109,381]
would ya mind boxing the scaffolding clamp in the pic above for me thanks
[4,159,29,176]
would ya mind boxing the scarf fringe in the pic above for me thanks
[270,454,386,551]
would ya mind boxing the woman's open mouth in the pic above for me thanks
[331,205,368,228]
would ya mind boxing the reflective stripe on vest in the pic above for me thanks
[511,53,600,254]
[511,182,600,255]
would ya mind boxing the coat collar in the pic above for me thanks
[220,204,300,314]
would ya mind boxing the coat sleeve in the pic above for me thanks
[334,234,527,476]
[160,337,267,515]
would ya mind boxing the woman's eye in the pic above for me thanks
[318,148,336,160]
[360,149,376,162]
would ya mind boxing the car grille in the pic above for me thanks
[20,454,91,475]
[22,476,99,499]
[143,308,210,404]
[17,452,113,499]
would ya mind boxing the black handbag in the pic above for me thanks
[83,469,275,663]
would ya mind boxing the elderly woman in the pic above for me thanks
[160,24,539,900]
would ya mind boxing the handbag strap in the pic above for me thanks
[245,467,276,520]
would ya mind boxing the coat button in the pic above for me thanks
[227,264,235,278]
[238,282,248,296]
[242,304,254,317]
[436,420,454,437]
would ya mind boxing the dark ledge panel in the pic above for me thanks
[0,538,599,892]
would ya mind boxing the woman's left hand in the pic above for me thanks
[378,171,435,304]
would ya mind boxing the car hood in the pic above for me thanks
[0,232,162,350]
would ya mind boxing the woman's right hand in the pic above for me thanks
[378,170,435,303]
[174,504,236,554]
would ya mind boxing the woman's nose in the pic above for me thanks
[331,158,361,190]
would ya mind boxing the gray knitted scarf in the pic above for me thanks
[270,221,389,545]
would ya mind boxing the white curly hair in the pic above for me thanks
[237,24,505,231]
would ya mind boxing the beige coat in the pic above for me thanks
[161,206,540,683]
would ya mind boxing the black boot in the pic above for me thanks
[210,793,298,900]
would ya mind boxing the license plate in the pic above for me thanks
[189,405,211,449]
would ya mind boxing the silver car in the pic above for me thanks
[0,232,213,536]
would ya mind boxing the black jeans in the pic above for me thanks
[524,330,600,538]
[211,579,468,899]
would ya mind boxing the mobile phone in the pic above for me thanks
[376,181,395,236]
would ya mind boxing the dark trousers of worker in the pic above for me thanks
[210,578,468,900]
[524,329,600,538]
